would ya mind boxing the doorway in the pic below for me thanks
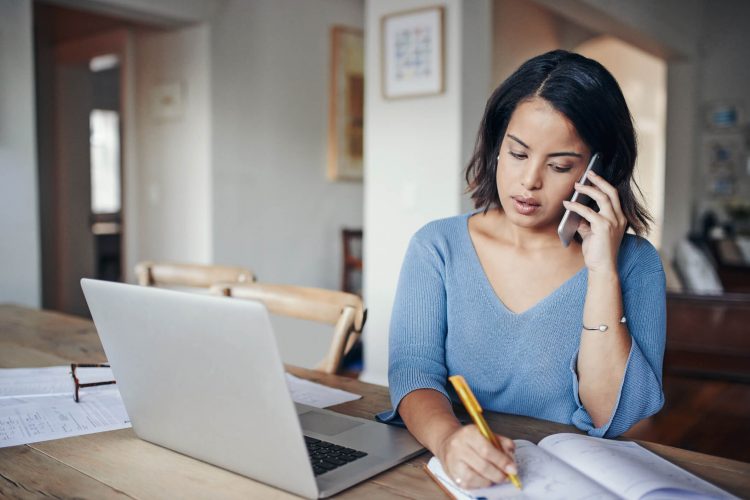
[34,3,141,316]
[575,36,667,249]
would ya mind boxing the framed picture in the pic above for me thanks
[381,6,444,99]
[701,131,744,198]
[328,26,364,181]
[705,101,745,130]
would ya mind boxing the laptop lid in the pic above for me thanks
[81,278,319,499]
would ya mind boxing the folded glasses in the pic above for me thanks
[71,363,117,402]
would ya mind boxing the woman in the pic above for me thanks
[385,50,666,489]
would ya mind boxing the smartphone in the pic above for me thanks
[557,152,602,247]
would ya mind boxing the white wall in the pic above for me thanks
[133,25,212,265]
[694,0,750,220]
[208,0,365,370]
[699,2,750,105]
[362,0,491,385]
[0,0,40,307]
[122,32,139,284]
[211,0,365,289]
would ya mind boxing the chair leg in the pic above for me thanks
[321,307,356,374]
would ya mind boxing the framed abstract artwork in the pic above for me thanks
[381,6,444,99]
[328,26,364,181]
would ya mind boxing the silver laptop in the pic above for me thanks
[81,279,423,498]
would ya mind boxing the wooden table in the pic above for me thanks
[1,304,749,498]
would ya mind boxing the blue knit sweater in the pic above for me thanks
[386,212,666,438]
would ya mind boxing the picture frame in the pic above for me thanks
[381,6,445,99]
[327,26,364,181]
[705,101,745,130]
[701,131,744,198]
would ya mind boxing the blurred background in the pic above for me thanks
[1,0,749,462]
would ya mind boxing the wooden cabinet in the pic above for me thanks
[665,292,750,381]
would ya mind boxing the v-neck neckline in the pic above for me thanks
[462,211,586,317]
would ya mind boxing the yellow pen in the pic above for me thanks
[449,375,522,490]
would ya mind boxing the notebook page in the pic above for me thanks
[538,433,736,500]
[427,440,618,499]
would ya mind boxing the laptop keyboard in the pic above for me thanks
[304,436,368,476]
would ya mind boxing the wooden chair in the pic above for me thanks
[135,261,256,289]
[210,282,366,375]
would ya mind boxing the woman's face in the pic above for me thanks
[496,97,591,232]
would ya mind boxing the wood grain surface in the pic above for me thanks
[1,304,748,499]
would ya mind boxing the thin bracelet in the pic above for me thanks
[582,316,626,332]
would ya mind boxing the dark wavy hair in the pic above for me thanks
[465,50,652,236]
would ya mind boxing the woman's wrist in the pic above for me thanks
[587,266,619,284]
[432,420,461,459]
[398,389,461,458]
[583,267,625,332]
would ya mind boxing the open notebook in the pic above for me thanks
[425,433,736,500]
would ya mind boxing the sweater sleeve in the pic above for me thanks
[570,244,667,438]
[382,234,450,421]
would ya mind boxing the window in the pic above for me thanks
[89,109,121,214]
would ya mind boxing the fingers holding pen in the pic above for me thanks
[466,431,516,483]
[440,425,518,489]
[498,435,517,457]
[450,459,491,490]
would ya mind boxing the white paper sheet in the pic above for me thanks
[285,373,361,408]
[0,387,131,448]
[0,366,129,448]
[0,366,74,397]
[0,367,362,448]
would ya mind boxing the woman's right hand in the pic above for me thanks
[436,425,518,490]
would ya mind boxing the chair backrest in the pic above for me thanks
[210,282,366,375]
[135,261,256,288]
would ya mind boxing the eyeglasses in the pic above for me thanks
[71,363,117,402]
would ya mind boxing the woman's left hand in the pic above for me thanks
[562,170,627,274]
